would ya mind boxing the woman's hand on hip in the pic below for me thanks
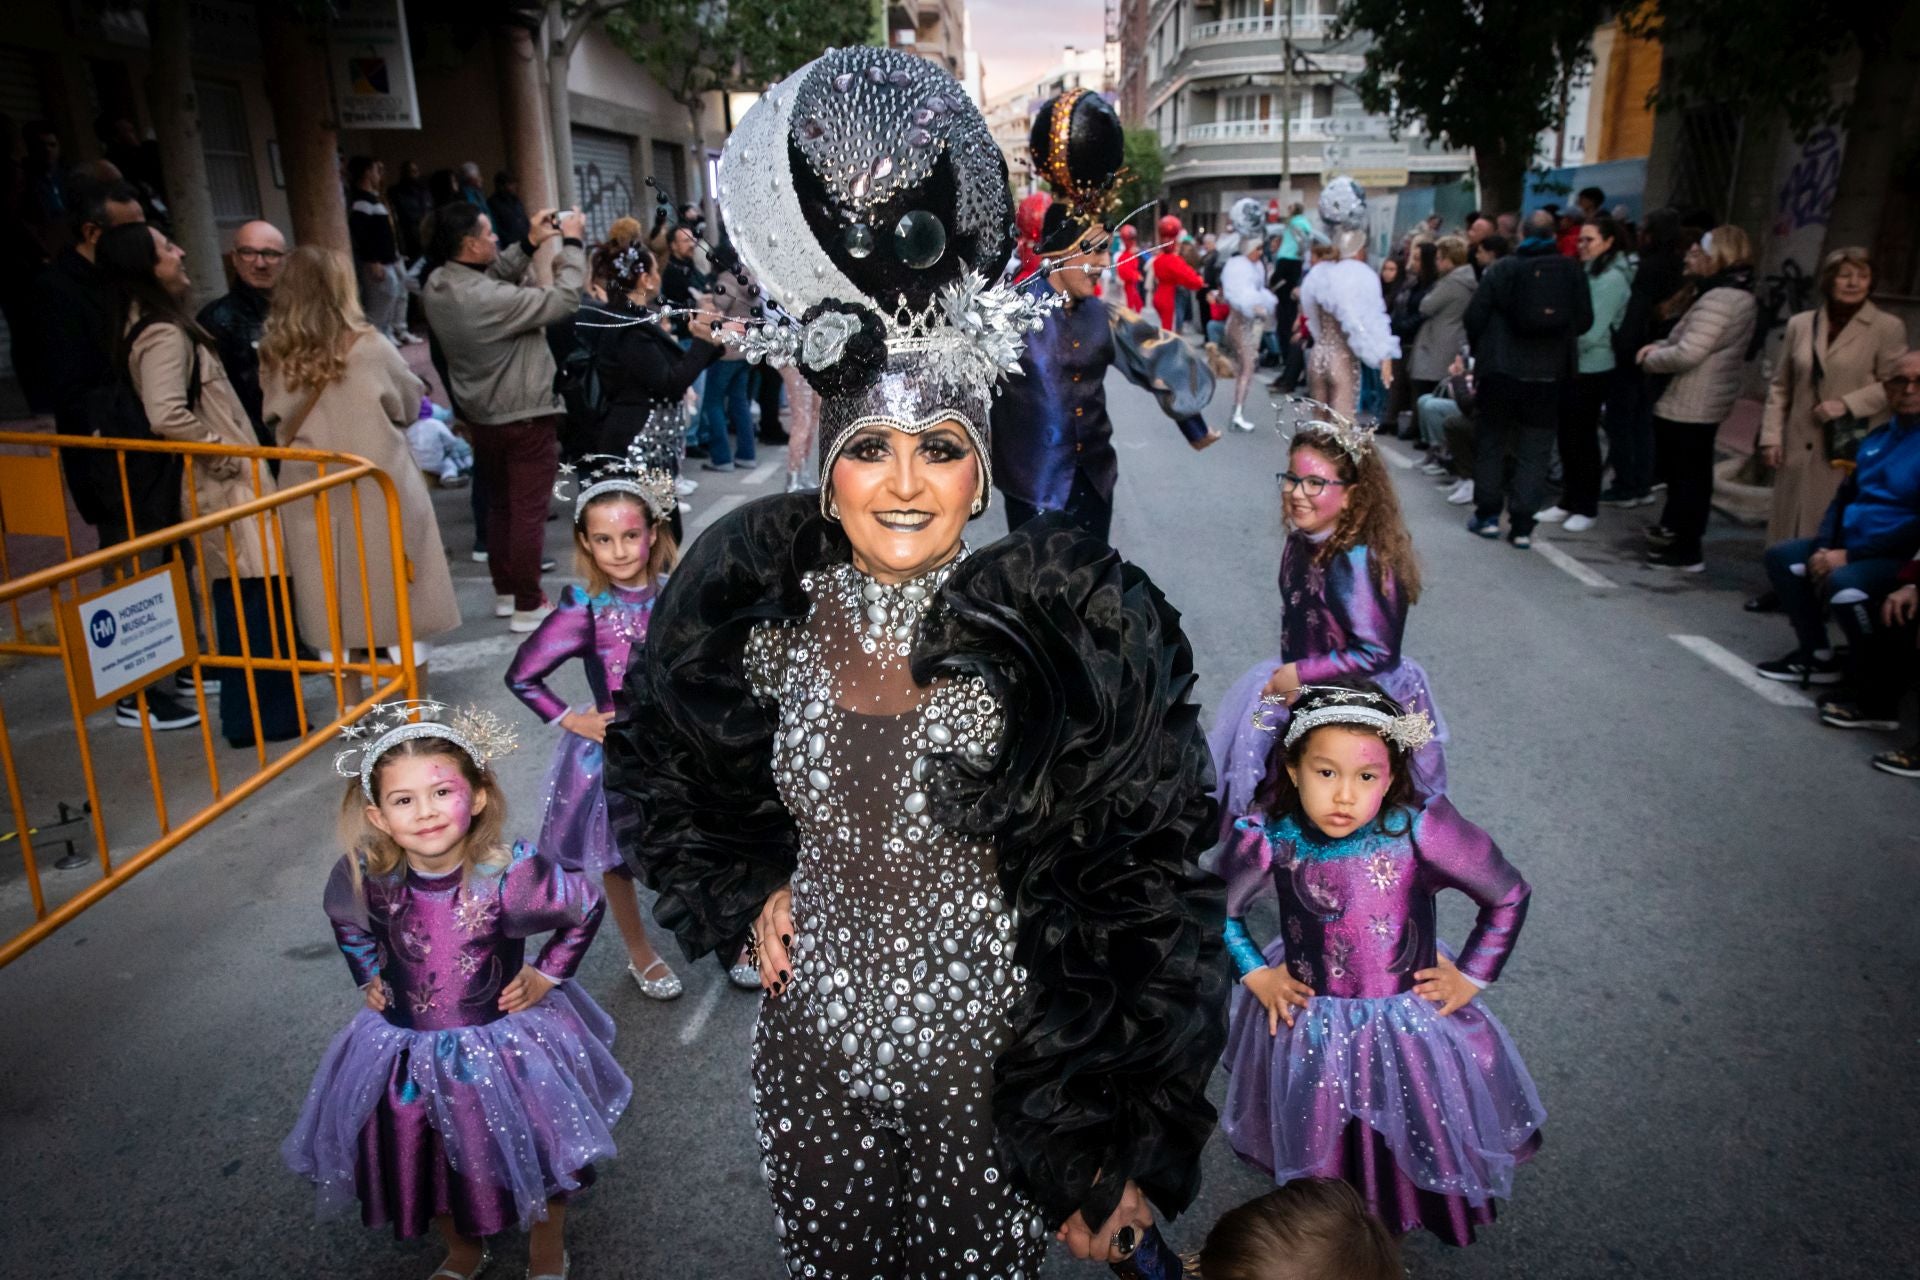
[1814,398,1849,423]
[1057,1179,1153,1262]
[755,885,794,995]
[1243,964,1313,1033]
[560,709,614,743]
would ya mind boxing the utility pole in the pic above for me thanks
[547,0,621,209]
[1280,4,1293,199]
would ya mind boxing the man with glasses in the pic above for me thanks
[1758,351,1920,736]
[198,221,287,451]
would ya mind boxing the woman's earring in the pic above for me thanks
[970,495,985,515]
[828,500,841,520]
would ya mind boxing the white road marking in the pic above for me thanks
[678,978,727,1044]
[687,493,748,538]
[741,462,780,487]
[1533,537,1618,589]
[1669,635,1815,708]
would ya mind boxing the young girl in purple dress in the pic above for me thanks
[1213,682,1544,1247]
[283,705,630,1280]
[1210,412,1448,829]
[506,462,681,999]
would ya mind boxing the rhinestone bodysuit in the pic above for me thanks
[744,555,1049,1279]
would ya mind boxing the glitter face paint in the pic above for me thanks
[368,754,482,871]
[580,497,655,590]
[1287,726,1392,838]
[1284,444,1350,537]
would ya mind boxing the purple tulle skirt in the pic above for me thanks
[536,723,632,879]
[1210,657,1449,831]
[282,983,631,1239]
[1219,940,1544,1242]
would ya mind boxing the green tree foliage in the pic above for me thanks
[1622,0,1894,135]
[607,0,872,115]
[1334,0,1608,211]
[1113,126,1166,229]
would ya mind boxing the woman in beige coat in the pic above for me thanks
[260,247,461,663]
[1758,248,1907,549]
[99,222,299,747]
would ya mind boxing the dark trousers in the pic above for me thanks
[754,366,787,442]
[1653,416,1719,560]
[1765,538,1907,707]
[211,575,300,746]
[1270,258,1303,341]
[1604,366,1655,497]
[1001,467,1113,546]
[1443,414,1477,478]
[1559,372,1610,517]
[471,415,561,610]
[1473,374,1559,534]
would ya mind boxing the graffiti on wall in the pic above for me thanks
[1774,127,1843,237]
[575,161,636,248]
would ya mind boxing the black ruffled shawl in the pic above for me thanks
[603,491,1228,1228]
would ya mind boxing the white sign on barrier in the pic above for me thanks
[63,561,197,711]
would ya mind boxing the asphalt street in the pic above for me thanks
[2,360,1916,1279]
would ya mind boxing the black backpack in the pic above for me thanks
[552,320,609,462]
[1508,257,1584,336]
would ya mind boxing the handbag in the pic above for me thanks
[1810,339,1873,463]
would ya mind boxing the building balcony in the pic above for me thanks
[1189,13,1338,45]
[1183,118,1334,144]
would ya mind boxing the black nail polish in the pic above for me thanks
[781,933,791,947]
[778,969,789,983]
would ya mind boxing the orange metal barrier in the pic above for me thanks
[0,432,421,968]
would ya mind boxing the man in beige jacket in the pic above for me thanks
[422,200,585,630]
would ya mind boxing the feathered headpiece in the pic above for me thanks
[554,444,678,522]
[1275,394,1377,464]
[335,700,519,801]
[715,45,1055,518]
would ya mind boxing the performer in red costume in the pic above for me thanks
[1151,232,1205,332]
[1114,223,1144,310]
[1014,191,1053,282]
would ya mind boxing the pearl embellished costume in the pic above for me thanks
[742,558,1049,1277]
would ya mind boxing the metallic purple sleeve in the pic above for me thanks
[1215,816,1277,919]
[321,854,383,988]
[1291,545,1407,684]
[499,843,605,981]
[504,587,593,724]
[1414,798,1531,984]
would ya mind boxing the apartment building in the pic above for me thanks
[982,46,1111,193]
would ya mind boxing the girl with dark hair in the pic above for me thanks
[97,221,299,748]
[575,240,724,543]
[1211,681,1544,1247]
[1539,214,1633,531]
[1210,411,1449,826]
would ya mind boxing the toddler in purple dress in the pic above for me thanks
[283,710,630,1279]
[1214,682,1543,1247]
[508,465,682,999]
[1211,415,1449,831]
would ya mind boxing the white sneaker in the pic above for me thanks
[471,548,489,563]
[1418,460,1449,476]
[494,594,514,618]
[1535,506,1568,524]
[1562,513,1596,533]
[674,477,698,495]
[385,642,433,666]
[1445,479,1475,505]
[509,601,554,633]
[1230,411,1257,433]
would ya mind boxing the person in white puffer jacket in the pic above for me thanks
[1635,224,1758,571]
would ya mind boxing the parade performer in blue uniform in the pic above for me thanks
[990,88,1220,544]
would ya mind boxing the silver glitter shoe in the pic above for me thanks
[728,961,763,991]
[428,1248,492,1280]
[629,959,683,1000]
[526,1251,568,1280]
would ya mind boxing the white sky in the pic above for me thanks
[967,0,1109,99]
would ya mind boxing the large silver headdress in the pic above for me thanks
[335,700,519,801]
[716,45,1052,517]
[1254,685,1434,753]
[1274,395,1378,464]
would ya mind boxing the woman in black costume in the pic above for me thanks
[605,46,1226,1279]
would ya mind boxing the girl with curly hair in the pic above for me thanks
[1209,412,1449,826]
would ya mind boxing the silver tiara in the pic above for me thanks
[334,700,519,801]
[1276,395,1376,463]
[554,446,678,521]
[1256,685,1434,753]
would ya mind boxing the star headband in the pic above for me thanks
[1256,686,1435,753]
[1275,395,1377,463]
[553,447,678,521]
[334,700,520,801]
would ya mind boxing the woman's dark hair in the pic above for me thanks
[427,167,460,207]
[1637,206,1688,259]
[96,220,210,369]
[427,200,487,267]
[1412,239,1438,289]
[1253,679,1422,839]
[345,154,377,187]
[1584,214,1625,276]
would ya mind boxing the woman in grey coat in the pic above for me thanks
[1410,236,1476,393]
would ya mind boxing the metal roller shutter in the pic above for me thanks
[570,127,638,248]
